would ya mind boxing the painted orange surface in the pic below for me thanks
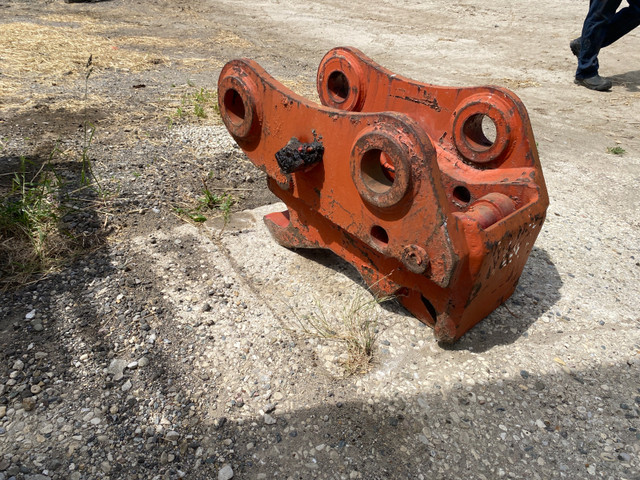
[218,47,548,343]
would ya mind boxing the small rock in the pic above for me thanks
[100,461,111,474]
[263,403,276,413]
[127,361,138,370]
[107,359,128,381]
[121,380,132,392]
[264,414,276,425]
[30,385,42,395]
[214,417,227,429]
[32,323,44,332]
[520,370,529,379]
[273,392,284,401]
[23,396,36,411]
[0,406,6,419]
[218,464,233,480]
[618,452,631,462]
[25,309,36,320]
[166,430,180,441]
[35,352,47,360]
[138,356,149,368]
[13,359,25,371]
[41,424,54,435]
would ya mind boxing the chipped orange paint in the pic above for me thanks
[218,47,548,343]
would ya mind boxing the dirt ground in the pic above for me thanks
[1,0,639,479]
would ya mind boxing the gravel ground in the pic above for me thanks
[1,1,640,479]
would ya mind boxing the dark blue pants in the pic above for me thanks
[576,0,640,79]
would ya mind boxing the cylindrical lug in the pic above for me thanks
[218,67,261,141]
[464,193,516,229]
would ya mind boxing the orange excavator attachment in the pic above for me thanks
[217,47,548,343]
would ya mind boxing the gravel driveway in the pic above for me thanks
[1,1,639,479]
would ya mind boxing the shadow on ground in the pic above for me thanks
[294,246,562,353]
[610,69,640,92]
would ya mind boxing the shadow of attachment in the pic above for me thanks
[453,247,562,353]
[291,246,562,352]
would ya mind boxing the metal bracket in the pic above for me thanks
[218,47,548,343]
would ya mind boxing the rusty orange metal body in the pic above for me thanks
[217,47,548,343]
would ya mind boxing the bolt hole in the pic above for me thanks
[361,149,394,193]
[327,70,349,103]
[453,185,471,205]
[420,295,438,323]
[370,225,389,246]
[463,113,497,151]
[223,88,245,125]
[394,287,409,297]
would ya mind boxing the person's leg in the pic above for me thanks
[576,0,623,79]
[602,0,640,47]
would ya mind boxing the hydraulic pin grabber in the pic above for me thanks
[217,47,548,343]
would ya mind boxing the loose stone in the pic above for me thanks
[107,359,128,381]
[23,397,36,411]
[218,464,233,480]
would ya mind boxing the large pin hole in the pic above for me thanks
[420,295,438,324]
[327,70,349,103]
[223,88,246,125]
[462,113,497,151]
[361,149,395,193]
[370,225,389,247]
[452,185,471,206]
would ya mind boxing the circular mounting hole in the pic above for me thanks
[361,149,395,193]
[420,295,438,323]
[462,113,497,151]
[452,185,471,205]
[370,225,389,246]
[327,70,349,103]
[223,88,245,125]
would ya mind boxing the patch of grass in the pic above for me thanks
[0,154,75,285]
[174,177,235,226]
[168,85,219,126]
[607,146,626,155]
[296,291,391,375]
[0,55,109,288]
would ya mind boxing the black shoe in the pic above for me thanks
[574,74,612,91]
[570,38,581,57]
